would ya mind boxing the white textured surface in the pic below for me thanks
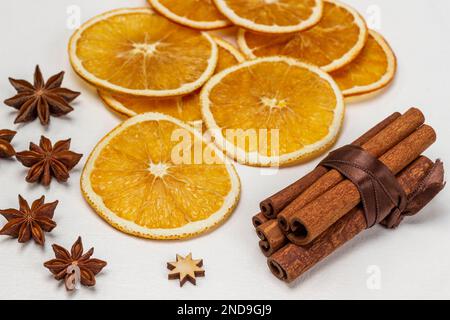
[0,0,449,300]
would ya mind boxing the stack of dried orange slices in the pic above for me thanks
[236,0,396,97]
[70,7,242,240]
[68,0,397,240]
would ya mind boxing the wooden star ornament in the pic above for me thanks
[167,253,205,287]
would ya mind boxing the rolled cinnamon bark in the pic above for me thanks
[252,212,269,228]
[288,125,436,245]
[253,112,405,255]
[268,156,436,283]
[259,167,329,219]
[278,108,425,232]
[256,220,287,257]
[259,112,402,219]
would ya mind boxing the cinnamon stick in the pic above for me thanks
[268,156,437,283]
[260,167,329,219]
[288,125,436,245]
[256,220,287,257]
[252,212,269,228]
[253,112,403,255]
[278,108,425,232]
[259,112,402,219]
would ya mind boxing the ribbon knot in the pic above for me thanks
[319,145,445,229]
[381,159,445,228]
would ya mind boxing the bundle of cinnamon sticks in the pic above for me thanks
[253,108,445,283]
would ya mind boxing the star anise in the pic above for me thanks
[44,237,107,290]
[4,65,80,125]
[0,195,58,245]
[0,129,16,158]
[15,136,83,186]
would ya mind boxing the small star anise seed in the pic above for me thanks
[4,65,80,126]
[0,129,16,158]
[15,135,83,186]
[44,237,107,290]
[0,195,58,245]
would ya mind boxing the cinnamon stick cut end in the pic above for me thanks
[277,215,290,233]
[288,219,310,245]
[267,243,305,283]
[260,201,276,219]
[252,212,269,228]
[256,220,287,257]
[268,259,289,281]
[407,107,425,123]
[259,240,275,257]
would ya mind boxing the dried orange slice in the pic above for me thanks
[99,91,202,124]
[98,38,244,122]
[81,113,241,240]
[69,8,218,97]
[148,0,232,30]
[213,38,246,72]
[200,56,345,167]
[330,30,397,97]
[238,0,367,72]
[213,0,323,34]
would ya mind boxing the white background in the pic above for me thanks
[0,0,449,300]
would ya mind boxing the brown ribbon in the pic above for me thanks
[319,145,445,229]
[381,159,445,228]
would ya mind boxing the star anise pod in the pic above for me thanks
[4,65,80,125]
[0,129,16,158]
[15,136,83,186]
[44,237,107,290]
[0,195,58,245]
